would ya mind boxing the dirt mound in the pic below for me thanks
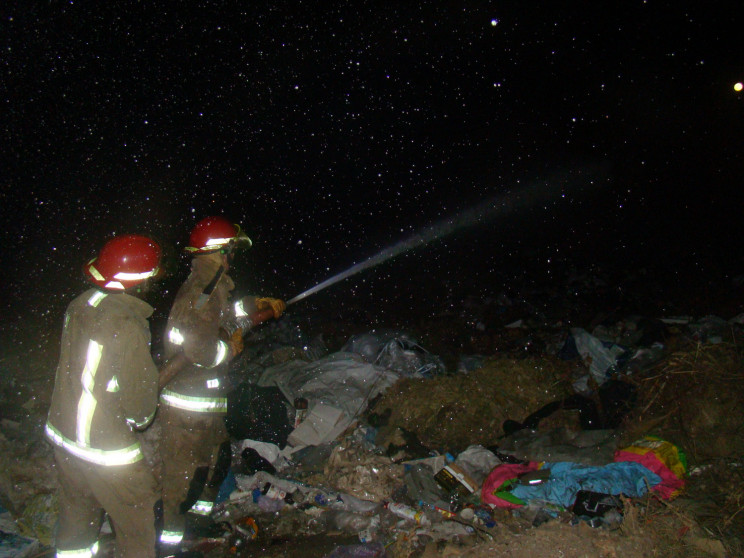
[369,355,574,453]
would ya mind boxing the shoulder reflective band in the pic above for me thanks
[45,422,143,466]
[160,530,184,544]
[56,541,99,557]
[77,339,103,445]
[87,291,108,307]
[160,389,228,412]
[190,500,214,516]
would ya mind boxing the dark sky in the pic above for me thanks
[1,1,742,326]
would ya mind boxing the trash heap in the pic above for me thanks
[176,312,743,558]
[1,300,743,557]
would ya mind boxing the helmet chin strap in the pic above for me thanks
[217,240,240,270]
[195,264,225,310]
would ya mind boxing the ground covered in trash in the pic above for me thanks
[1,266,743,558]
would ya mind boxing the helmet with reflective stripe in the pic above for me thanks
[84,235,162,291]
[185,216,252,253]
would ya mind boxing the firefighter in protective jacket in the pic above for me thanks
[45,235,162,558]
[158,216,285,552]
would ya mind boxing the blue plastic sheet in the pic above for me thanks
[511,461,661,508]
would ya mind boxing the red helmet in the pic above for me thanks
[84,235,162,291]
[185,216,252,253]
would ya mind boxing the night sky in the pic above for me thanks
[2,1,742,333]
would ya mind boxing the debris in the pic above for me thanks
[4,283,744,556]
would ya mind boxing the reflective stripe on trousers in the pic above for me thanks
[56,541,99,557]
[159,529,184,544]
[189,499,214,516]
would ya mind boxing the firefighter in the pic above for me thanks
[157,216,285,554]
[45,234,163,558]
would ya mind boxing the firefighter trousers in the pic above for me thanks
[158,404,229,545]
[53,447,158,558]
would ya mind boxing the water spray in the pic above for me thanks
[286,171,594,306]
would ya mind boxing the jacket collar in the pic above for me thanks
[191,254,235,291]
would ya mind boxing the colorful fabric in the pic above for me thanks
[481,459,664,509]
[509,461,661,508]
[481,462,540,509]
[614,436,687,499]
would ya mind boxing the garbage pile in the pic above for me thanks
[1,299,743,557]
[171,313,743,557]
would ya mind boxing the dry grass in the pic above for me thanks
[369,355,574,452]
[619,342,744,460]
[618,341,744,555]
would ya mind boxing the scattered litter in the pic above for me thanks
[4,289,744,556]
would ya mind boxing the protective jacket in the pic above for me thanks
[160,256,256,413]
[46,288,159,466]
[159,255,256,549]
[46,288,159,558]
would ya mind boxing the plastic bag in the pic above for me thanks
[570,328,628,388]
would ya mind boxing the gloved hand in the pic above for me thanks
[227,328,244,358]
[255,297,286,319]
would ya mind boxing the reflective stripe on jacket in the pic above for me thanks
[46,289,159,466]
[160,255,254,412]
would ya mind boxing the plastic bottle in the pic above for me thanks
[384,502,431,525]
[419,500,455,519]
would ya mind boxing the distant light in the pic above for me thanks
[735,82,743,92]
[491,19,499,26]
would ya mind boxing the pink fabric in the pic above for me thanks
[481,462,539,509]
[614,449,685,500]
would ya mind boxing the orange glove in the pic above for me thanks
[255,297,286,319]
[227,328,244,358]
